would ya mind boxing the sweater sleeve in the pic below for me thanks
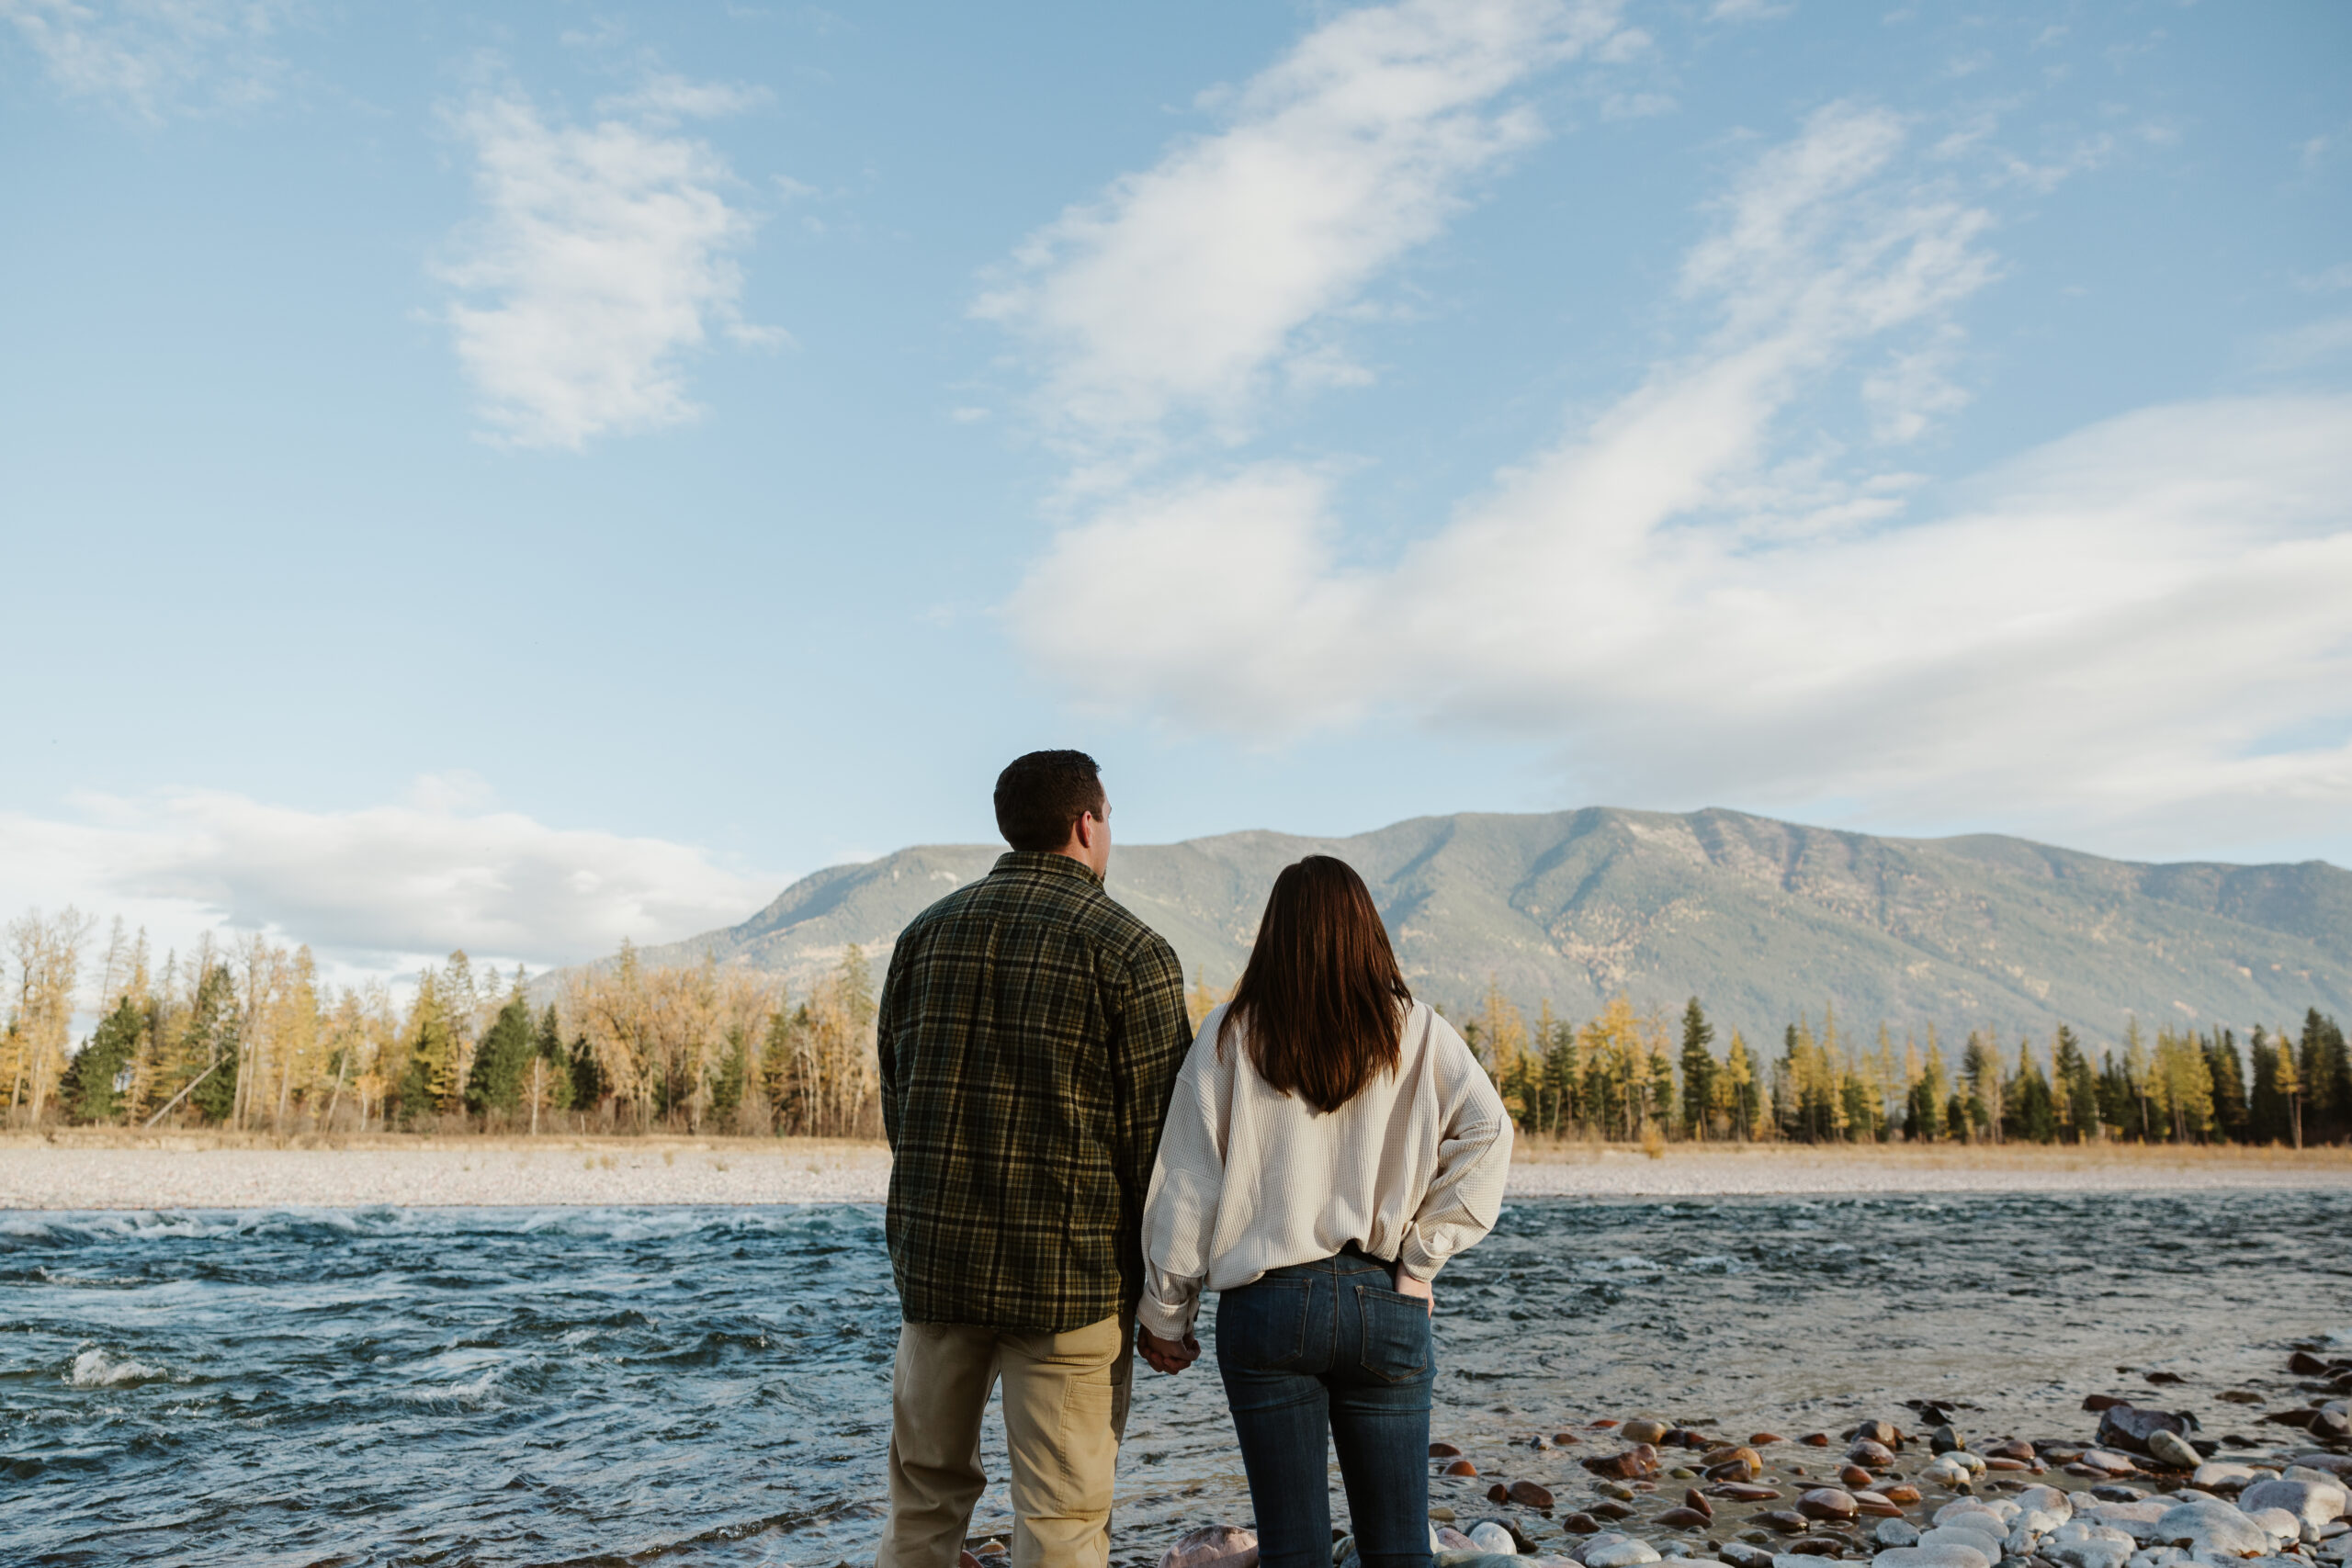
[1137,1009,1229,1339]
[1394,1013,1513,1282]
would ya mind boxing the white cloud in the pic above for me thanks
[435,81,775,450]
[0,0,292,120]
[974,0,1625,454]
[1004,104,2352,857]
[0,782,772,980]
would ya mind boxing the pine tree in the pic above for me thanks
[711,1025,750,1120]
[187,963,241,1123]
[2005,1038,2057,1144]
[64,996,145,1123]
[1678,998,1716,1139]
[2203,1029,2248,1143]
[2302,1010,2350,1144]
[1722,1031,1762,1141]
[2052,1026,2098,1142]
[2247,1028,2290,1145]
[535,1005,573,1111]
[1905,1044,1948,1141]
[464,994,538,1118]
[1960,1032,2001,1143]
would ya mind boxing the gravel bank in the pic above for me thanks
[2,1139,2345,1210]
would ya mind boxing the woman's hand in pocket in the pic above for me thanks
[1391,1269,1433,1315]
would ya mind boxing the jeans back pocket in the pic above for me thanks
[1216,1277,1311,1371]
[1352,1282,1431,1383]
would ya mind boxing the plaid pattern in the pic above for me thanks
[877,851,1193,1332]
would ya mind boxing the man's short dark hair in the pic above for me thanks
[995,750,1106,852]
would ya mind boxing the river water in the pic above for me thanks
[3,1191,2346,1567]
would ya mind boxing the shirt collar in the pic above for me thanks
[992,849,1103,886]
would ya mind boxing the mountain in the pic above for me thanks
[626,808,2352,1044]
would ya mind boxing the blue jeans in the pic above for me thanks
[1215,1250,1434,1568]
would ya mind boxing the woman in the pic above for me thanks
[1136,855,1513,1568]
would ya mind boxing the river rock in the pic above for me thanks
[1876,1523,1923,1550]
[1802,1491,1860,1522]
[2077,1451,2139,1477]
[1593,1502,1635,1522]
[1587,1447,1662,1481]
[1585,1539,1663,1568]
[1469,1523,1521,1555]
[2080,1502,2171,1544]
[1917,1526,2003,1563]
[2241,1478,2350,1529]
[2193,1465,2259,1492]
[1774,1556,1833,1568]
[1561,1515,1601,1536]
[2040,1523,2136,1568]
[1933,1427,1969,1456]
[1160,1526,1260,1568]
[2016,1488,2075,1530]
[2154,1500,2268,1557]
[1871,1546,1991,1568]
[1719,1546,1777,1568]
[2145,1433,2200,1472]
[1448,1461,1482,1477]
[1625,1420,1673,1445]
[1707,1448,1769,1481]
[1655,1508,1712,1531]
[1760,1512,1810,1535]
[2241,1506,2302,1547]
[1851,1421,1904,1448]
[1510,1482,1557,1510]
[1433,1444,1465,1457]
[1849,1441,1898,1470]
[2097,1407,2199,1460]
[1933,1501,2011,1529]
[1856,1493,1904,1519]
[1440,1529,1481,1551]
[2124,1551,2186,1568]
[1882,1486,1922,1506]
[2294,1455,2352,1481]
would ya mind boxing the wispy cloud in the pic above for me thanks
[974,0,1626,465]
[434,78,776,450]
[0,779,771,976]
[1001,97,2352,855]
[0,0,293,120]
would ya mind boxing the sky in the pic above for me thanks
[2,0,2349,987]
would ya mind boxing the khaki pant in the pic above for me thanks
[876,1314,1134,1568]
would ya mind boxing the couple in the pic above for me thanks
[874,750,1512,1568]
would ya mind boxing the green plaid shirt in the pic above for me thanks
[876,851,1193,1332]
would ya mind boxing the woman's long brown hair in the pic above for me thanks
[1216,855,1413,1112]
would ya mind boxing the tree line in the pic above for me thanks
[2,908,882,1137]
[8,904,2348,1146]
[1449,981,2352,1147]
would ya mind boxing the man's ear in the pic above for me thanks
[1072,811,1099,851]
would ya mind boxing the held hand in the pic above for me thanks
[1136,1325,1201,1374]
[1392,1268,1434,1315]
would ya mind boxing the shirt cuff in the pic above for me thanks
[1136,1287,1199,1341]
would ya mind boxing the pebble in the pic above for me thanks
[2143,1432,2199,1471]
[1510,1482,1558,1510]
[1850,1422,1903,1448]
[1625,1421,1672,1445]
[1932,1428,1969,1456]
[1849,1440,1897,1469]
[1683,1490,1715,1520]
[1713,1485,1785,1504]
[1917,1525,2004,1562]
[1841,1466,1878,1489]
[1449,1461,1482,1477]
[1586,1539,1664,1567]
[1870,1546,1992,1568]
[2152,1500,2269,1558]
[2075,1451,2137,1477]
[2037,1524,2135,1568]
[1433,1443,1465,1458]
[1718,1547,1775,1568]
[2240,1477,2350,1529]
[2190,1463,2259,1491]
[1875,1521,1922,1550]
[1440,1528,1481,1551]
[1158,1525,1259,1568]
[1798,1490,1859,1522]
[1656,1509,1713,1530]
[1469,1522,1520,1555]
[1855,1493,1904,1519]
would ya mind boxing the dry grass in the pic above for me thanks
[0,1126,887,1157]
[1509,1134,2352,1168]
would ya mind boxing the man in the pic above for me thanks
[875,750,1196,1568]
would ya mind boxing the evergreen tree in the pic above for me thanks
[2053,1025,2098,1142]
[2004,1038,2057,1144]
[1960,1032,2001,1142]
[535,1005,573,1111]
[2302,1010,2350,1144]
[1678,998,1716,1138]
[464,994,538,1117]
[187,963,241,1123]
[396,972,455,1125]
[711,1025,750,1120]
[2203,1029,2248,1143]
[1905,1044,1948,1141]
[1722,1031,1762,1140]
[568,1031,605,1112]
[64,996,145,1123]
[2247,1027,2289,1145]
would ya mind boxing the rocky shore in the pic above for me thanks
[1103,1348,2352,1568]
[4,1137,2346,1210]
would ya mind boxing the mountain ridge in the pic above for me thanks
[620,807,2352,1044]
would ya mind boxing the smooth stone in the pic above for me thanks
[2239,1479,2350,1529]
[2081,1452,2141,1477]
[2147,1434,2202,1472]
[1876,1524,1924,1551]
[2125,1551,2186,1568]
[1802,1490,1860,1522]
[1850,1441,1898,1470]
[1160,1527,1260,1568]
[1440,1529,1482,1551]
[1933,1428,1970,1456]
[2240,1507,2301,1545]
[1625,1421,1674,1446]
[1917,1527,2002,1562]
[2192,1466,2257,1493]
[1468,1524,1520,1555]
[1585,1541,1663,1568]
[1719,1547,1776,1568]
[2092,1489,2153,1506]
[2083,1503,2174,1544]
[1773,1557,1831,1568]
[1510,1482,1557,1510]
[1561,1517,1601,1537]
[1871,1549,1990,1568]
[1932,1501,2009,1528]
[1851,1422,1904,1447]
[1657,1509,1714,1531]
[2041,1523,2136,1568]
[2153,1501,2267,1557]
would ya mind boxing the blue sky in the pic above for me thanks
[3,0,2348,981]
